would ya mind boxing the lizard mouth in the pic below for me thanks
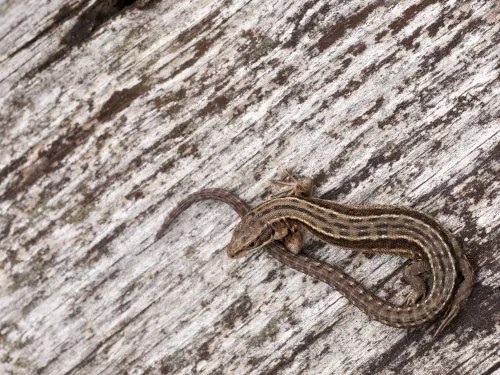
[226,226,274,259]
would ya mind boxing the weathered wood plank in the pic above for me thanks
[0,0,499,374]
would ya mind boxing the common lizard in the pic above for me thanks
[227,175,475,335]
[157,177,474,335]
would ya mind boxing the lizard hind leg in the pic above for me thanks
[271,220,304,255]
[402,260,431,305]
[270,169,313,198]
[283,230,303,255]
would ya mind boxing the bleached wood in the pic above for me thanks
[0,0,499,374]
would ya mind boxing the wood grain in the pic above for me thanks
[0,0,499,374]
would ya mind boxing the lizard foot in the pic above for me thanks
[270,169,313,197]
[402,260,430,306]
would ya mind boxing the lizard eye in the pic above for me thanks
[248,242,255,248]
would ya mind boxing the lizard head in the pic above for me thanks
[226,211,273,259]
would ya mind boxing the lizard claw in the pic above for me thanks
[269,170,313,197]
[402,290,424,306]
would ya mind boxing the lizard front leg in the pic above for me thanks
[269,220,303,255]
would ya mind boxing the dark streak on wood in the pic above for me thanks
[58,300,155,375]
[283,0,331,49]
[1,122,96,201]
[401,26,423,51]
[351,96,384,127]
[74,222,128,267]
[24,0,154,79]
[481,361,500,375]
[314,0,385,53]
[388,0,440,34]
[96,79,150,122]
[265,323,336,375]
[172,9,221,48]
[419,16,480,73]
[6,2,87,61]
[171,31,226,78]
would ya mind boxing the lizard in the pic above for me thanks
[156,174,474,335]
[226,173,475,336]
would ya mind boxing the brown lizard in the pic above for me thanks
[157,176,474,335]
[227,174,475,335]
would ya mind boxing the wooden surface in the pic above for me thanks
[1,0,499,374]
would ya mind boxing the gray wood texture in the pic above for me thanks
[1,0,499,374]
